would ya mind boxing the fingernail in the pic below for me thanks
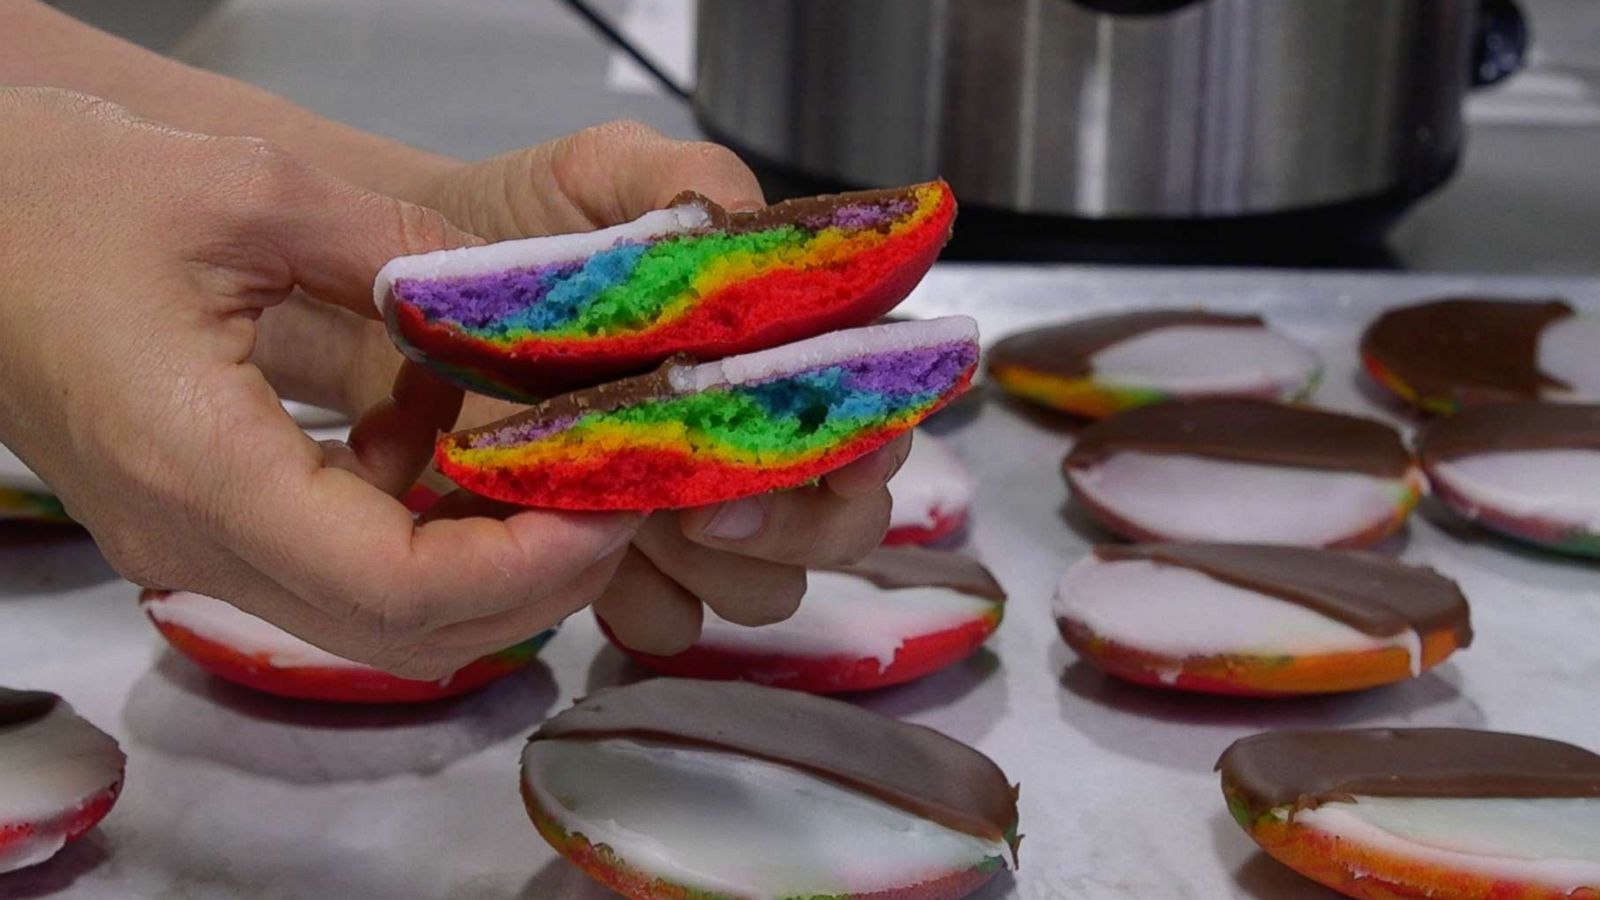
[702,497,766,541]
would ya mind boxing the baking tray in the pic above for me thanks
[2,264,1597,900]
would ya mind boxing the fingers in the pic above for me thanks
[324,362,462,497]
[823,434,914,500]
[201,390,639,633]
[633,515,806,627]
[223,139,481,318]
[594,548,704,656]
[250,293,400,416]
[679,483,893,568]
[550,120,766,224]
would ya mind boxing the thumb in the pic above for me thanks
[258,160,482,320]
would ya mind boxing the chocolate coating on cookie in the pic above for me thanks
[831,546,1006,602]
[533,679,1019,849]
[685,183,953,239]
[0,686,59,726]
[1218,728,1600,821]
[1095,544,1470,644]
[989,310,1263,379]
[1419,401,1600,463]
[1064,399,1412,478]
[1361,298,1574,405]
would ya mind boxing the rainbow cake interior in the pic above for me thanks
[437,318,980,510]
[377,181,956,397]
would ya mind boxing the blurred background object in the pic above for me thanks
[47,0,1600,270]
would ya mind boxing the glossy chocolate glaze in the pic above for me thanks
[0,687,59,727]
[1218,728,1600,821]
[1064,399,1413,478]
[682,180,951,237]
[1419,401,1600,463]
[1096,544,1470,644]
[988,310,1264,379]
[532,679,1019,852]
[1360,298,1574,404]
[833,546,1006,602]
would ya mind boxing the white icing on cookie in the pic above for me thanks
[523,737,1008,898]
[1296,797,1600,892]
[679,317,979,393]
[888,433,975,532]
[374,203,711,315]
[1055,557,1420,673]
[694,571,995,668]
[0,702,124,827]
[145,592,362,671]
[1089,324,1321,398]
[1540,315,1600,400]
[1069,452,1413,546]
[1432,449,1600,532]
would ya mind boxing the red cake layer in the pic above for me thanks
[395,185,956,396]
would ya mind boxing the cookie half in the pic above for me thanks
[988,310,1321,418]
[1419,401,1600,558]
[1063,400,1421,548]
[522,679,1019,899]
[1055,544,1471,695]
[141,590,550,704]
[1218,728,1600,899]
[886,432,976,545]
[438,317,980,510]
[1360,297,1600,413]
[377,182,956,399]
[607,546,1005,693]
[0,689,125,874]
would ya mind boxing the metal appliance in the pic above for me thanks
[690,0,1526,256]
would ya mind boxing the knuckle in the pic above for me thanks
[681,140,744,171]
[386,200,455,256]
[580,118,662,147]
[221,137,306,213]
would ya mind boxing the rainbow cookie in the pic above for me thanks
[1063,400,1422,548]
[607,546,1005,694]
[437,317,980,510]
[140,589,549,704]
[1055,544,1471,696]
[376,181,957,399]
[988,310,1322,419]
[1418,401,1600,558]
[522,679,1020,899]
[1360,297,1600,414]
[886,431,976,545]
[0,689,124,874]
[1218,728,1600,899]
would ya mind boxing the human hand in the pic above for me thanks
[409,122,910,651]
[0,88,639,678]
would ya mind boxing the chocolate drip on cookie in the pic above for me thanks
[988,310,1263,380]
[1064,399,1412,478]
[1419,401,1600,462]
[831,546,1006,602]
[0,687,59,727]
[1218,728,1600,821]
[1095,544,1470,644]
[533,679,1019,850]
[1361,298,1573,403]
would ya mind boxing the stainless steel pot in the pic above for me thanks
[693,0,1524,221]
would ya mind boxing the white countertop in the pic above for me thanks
[3,264,1599,900]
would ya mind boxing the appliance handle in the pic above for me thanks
[1471,0,1529,88]
[1061,0,1206,15]
[556,0,693,102]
